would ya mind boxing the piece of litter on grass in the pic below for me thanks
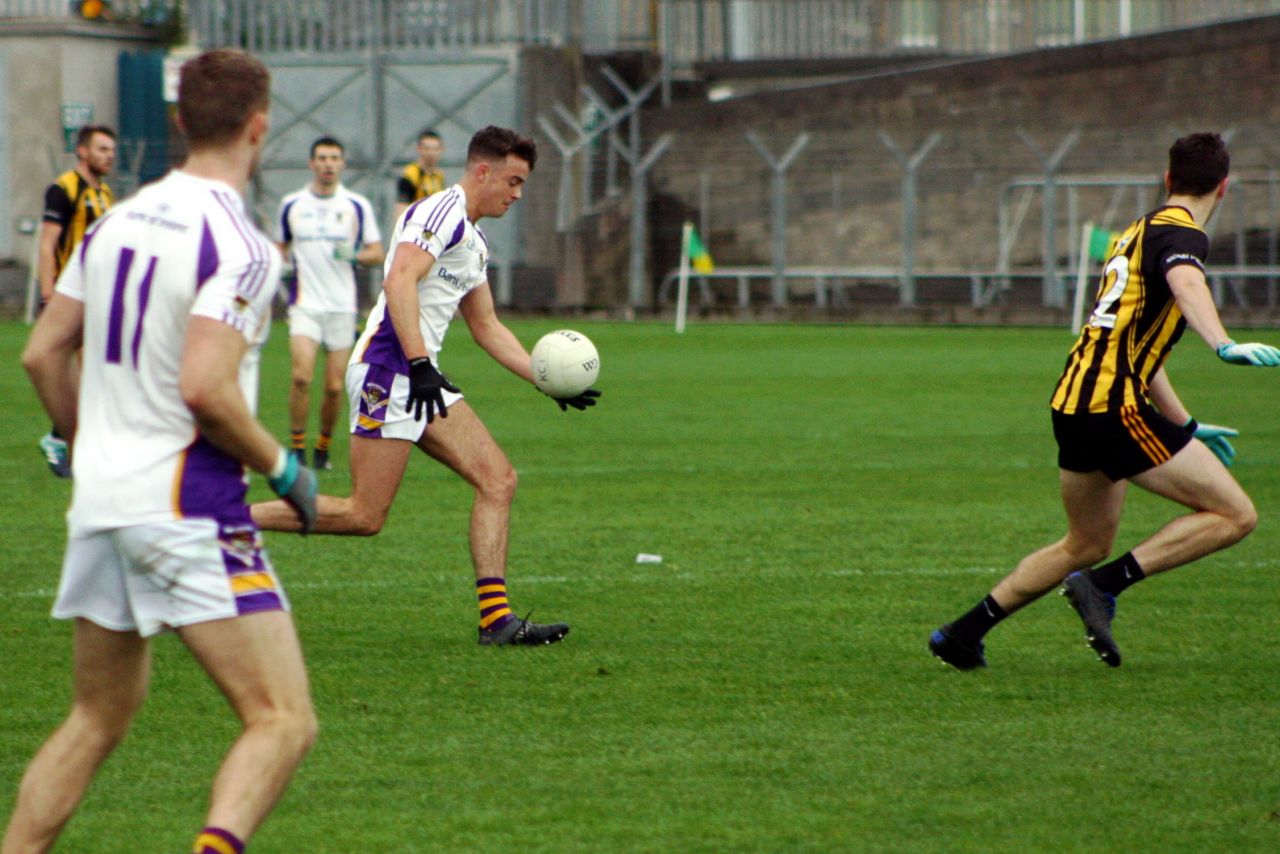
[635,553,663,564]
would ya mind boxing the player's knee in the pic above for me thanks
[1224,497,1258,543]
[482,464,517,504]
[68,701,136,750]
[291,373,311,393]
[1063,537,1111,568]
[245,702,318,755]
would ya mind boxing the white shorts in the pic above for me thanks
[54,519,289,638]
[288,305,356,351]
[347,361,463,442]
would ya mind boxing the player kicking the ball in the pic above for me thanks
[252,125,599,646]
[929,132,1280,670]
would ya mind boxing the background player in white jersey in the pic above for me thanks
[7,50,318,854]
[253,126,600,646]
[276,136,385,471]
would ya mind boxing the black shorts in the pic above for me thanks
[1052,402,1192,482]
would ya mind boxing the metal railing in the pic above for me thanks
[164,2,1280,60]
[186,0,576,53]
[0,0,177,25]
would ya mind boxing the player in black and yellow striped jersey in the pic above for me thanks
[38,124,116,304]
[392,127,445,225]
[35,124,115,478]
[929,133,1280,671]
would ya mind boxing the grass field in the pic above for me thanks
[2,318,1279,852]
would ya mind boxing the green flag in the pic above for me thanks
[1087,225,1121,262]
[686,224,714,274]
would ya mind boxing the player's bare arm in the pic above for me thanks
[459,283,534,383]
[383,241,435,359]
[21,292,84,440]
[180,317,289,476]
[36,221,64,302]
[1167,265,1232,350]
[356,240,385,267]
[1145,367,1191,426]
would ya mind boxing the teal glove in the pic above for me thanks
[1217,340,1280,366]
[1183,418,1238,467]
[268,451,318,533]
[332,243,357,262]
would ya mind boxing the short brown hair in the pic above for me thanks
[1168,133,1229,196]
[76,124,116,148]
[178,49,271,150]
[466,125,537,171]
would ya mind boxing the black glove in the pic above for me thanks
[553,388,601,412]
[407,357,460,423]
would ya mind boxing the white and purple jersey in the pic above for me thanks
[56,170,280,533]
[276,184,380,313]
[351,184,489,372]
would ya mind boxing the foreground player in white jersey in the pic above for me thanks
[253,126,600,646]
[276,136,384,471]
[7,50,317,854]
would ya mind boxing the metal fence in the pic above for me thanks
[0,0,177,25]
[63,1,1269,61]
[186,0,576,53]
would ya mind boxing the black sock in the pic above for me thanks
[949,594,1007,645]
[1088,552,1145,597]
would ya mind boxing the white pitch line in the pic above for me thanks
[5,558,1279,601]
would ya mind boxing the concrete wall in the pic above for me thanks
[627,14,1280,307]
[0,21,160,268]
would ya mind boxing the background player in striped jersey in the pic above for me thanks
[393,127,445,224]
[929,132,1280,671]
[36,123,116,478]
[252,126,600,646]
[7,50,317,854]
[276,136,384,471]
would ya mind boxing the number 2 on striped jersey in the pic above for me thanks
[1089,255,1129,329]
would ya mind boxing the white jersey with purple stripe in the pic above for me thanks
[275,184,380,313]
[352,184,488,372]
[55,170,280,534]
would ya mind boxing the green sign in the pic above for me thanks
[61,103,95,153]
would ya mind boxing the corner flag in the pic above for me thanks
[686,225,714,274]
[1086,224,1121,262]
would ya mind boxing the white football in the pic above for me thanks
[531,330,600,397]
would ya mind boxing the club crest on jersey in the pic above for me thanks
[233,295,251,313]
[421,227,435,242]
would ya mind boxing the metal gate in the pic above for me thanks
[252,48,521,302]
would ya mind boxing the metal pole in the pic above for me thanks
[878,129,941,307]
[1018,127,1080,308]
[612,133,675,308]
[1268,169,1278,307]
[535,114,579,233]
[747,130,810,307]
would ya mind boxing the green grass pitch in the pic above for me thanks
[1,319,1279,852]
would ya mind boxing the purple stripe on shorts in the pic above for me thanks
[196,217,219,291]
[177,435,251,523]
[353,363,399,439]
[235,590,284,615]
[358,313,410,374]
